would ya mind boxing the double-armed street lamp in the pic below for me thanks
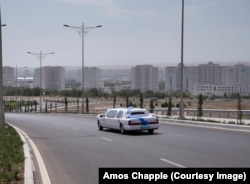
[179,0,185,119]
[27,51,54,112]
[0,10,6,127]
[63,23,102,113]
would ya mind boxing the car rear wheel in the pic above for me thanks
[148,129,154,134]
[120,124,125,134]
[98,121,103,131]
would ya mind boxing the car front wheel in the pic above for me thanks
[98,121,103,131]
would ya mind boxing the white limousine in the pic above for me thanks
[97,107,159,134]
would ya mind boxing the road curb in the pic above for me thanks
[10,124,34,184]
[159,118,250,132]
[10,123,52,184]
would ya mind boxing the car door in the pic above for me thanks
[115,110,124,129]
[105,110,117,129]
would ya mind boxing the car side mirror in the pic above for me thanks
[100,114,105,118]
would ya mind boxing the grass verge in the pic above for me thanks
[0,124,24,183]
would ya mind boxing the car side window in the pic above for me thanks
[107,110,117,118]
[117,111,123,119]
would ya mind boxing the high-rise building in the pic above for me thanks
[3,66,14,87]
[165,67,177,92]
[131,65,159,92]
[198,61,221,85]
[234,64,250,95]
[165,64,193,93]
[34,66,65,90]
[165,62,250,96]
[84,67,102,89]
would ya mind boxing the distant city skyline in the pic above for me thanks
[3,62,250,96]
[4,60,250,70]
[1,0,250,68]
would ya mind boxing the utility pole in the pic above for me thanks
[0,9,6,128]
[179,0,184,119]
[27,51,54,112]
[64,23,102,113]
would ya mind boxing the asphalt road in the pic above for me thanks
[6,113,250,184]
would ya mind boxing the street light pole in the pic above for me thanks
[64,23,102,114]
[179,0,184,119]
[81,23,85,114]
[0,10,6,128]
[27,51,54,112]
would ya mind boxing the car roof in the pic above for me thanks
[106,107,148,112]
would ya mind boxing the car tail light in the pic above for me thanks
[128,120,141,126]
[148,119,158,124]
[128,120,132,126]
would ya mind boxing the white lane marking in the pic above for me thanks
[101,137,112,142]
[72,128,79,131]
[160,158,186,168]
[16,126,51,184]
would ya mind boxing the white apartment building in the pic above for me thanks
[83,67,103,89]
[165,64,193,93]
[75,67,103,89]
[193,84,235,96]
[198,61,221,85]
[34,66,65,90]
[221,64,250,96]
[3,66,15,87]
[235,64,250,95]
[165,67,177,92]
[165,62,250,96]
[16,77,34,88]
[131,65,159,92]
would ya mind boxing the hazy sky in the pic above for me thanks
[1,0,250,68]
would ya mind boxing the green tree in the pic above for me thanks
[113,95,116,108]
[86,97,89,113]
[139,93,143,108]
[167,96,172,116]
[77,98,79,113]
[129,100,133,107]
[126,96,129,108]
[149,99,154,113]
[161,101,168,108]
[33,87,41,96]
[197,94,203,120]
[45,102,48,113]
[237,93,242,124]
[88,88,99,97]
[65,97,68,113]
